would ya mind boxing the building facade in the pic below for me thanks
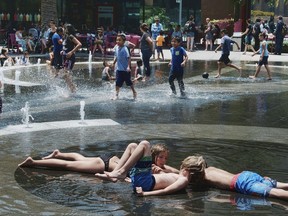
[0,0,256,33]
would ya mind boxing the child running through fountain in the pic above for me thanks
[183,155,288,201]
[112,33,137,100]
[61,23,82,93]
[168,36,188,98]
[95,140,192,196]
[249,33,272,80]
[214,29,241,78]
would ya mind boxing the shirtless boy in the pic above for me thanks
[95,140,192,196]
[185,155,288,201]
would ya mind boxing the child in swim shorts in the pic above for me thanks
[231,171,277,197]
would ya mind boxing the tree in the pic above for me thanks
[41,0,58,25]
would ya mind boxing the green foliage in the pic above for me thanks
[140,6,171,29]
[267,40,288,53]
[251,10,274,17]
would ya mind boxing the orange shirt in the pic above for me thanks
[156,35,165,47]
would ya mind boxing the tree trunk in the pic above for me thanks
[41,0,58,26]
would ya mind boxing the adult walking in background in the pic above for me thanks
[241,19,256,54]
[253,18,261,51]
[204,18,213,51]
[184,15,196,52]
[151,16,163,59]
[140,23,153,81]
[274,16,285,55]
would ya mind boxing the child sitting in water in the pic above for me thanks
[21,51,30,65]
[0,48,15,66]
[102,60,115,81]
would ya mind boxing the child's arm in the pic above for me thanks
[67,36,82,57]
[163,164,180,174]
[127,55,131,72]
[259,42,266,59]
[181,51,188,67]
[233,41,240,50]
[214,44,222,53]
[252,48,260,56]
[136,175,188,196]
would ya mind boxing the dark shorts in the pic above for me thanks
[245,35,253,45]
[156,46,163,53]
[218,54,231,65]
[130,156,155,192]
[53,51,63,69]
[258,56,268,66]
[116,70,133,87]
[231,171,277,197]
[63,54,76,70]
[98,153,114,172]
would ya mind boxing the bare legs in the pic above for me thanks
[95,140,151,182]
[215,62,242,78]
[243,44,256,55]
[249,65,272,80]
[112,85,137,100]
[205,39,213,51]
[18,149,115,174]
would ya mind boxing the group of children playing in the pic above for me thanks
[214,29,272,80]
[19,140,288,202]
[105,28,272,101]
[103,33,187,100]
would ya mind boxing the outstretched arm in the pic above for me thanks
[136,176,188,196]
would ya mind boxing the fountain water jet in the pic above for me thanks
[79,100,85,124]
[21,101,34,127]
[15,70,21,93]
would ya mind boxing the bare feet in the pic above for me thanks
[42,149,60,159]
[238,67,242,77]
[111,95,119,100]
[249,75,256,79]
[18,157,34,167]
[95,170,127,182]
[214,74,221,78]
[133,92,137,100]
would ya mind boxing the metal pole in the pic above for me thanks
[142,0,145,23]
[179,0,182,25]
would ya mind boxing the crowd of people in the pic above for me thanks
[0,15,286,111]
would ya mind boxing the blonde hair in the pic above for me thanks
[151,143,169,164]
[181,155,207,184]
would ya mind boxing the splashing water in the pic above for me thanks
[21,102,34,127]
[80,100,85,123]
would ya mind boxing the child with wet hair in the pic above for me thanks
[185,155,288,201]
[151,143,179,174]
